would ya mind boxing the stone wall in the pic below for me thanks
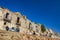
[0,7,42,35]
[0,7,60,39]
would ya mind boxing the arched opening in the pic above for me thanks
[16,17,21,26]
[11,27,15,32]
[5,13,9,18]
[4,13,11,22]
[5,26,9,31]
[29,22,31,29]
[17,17,20,23]
[36,26,39,33]
[16,28,20,32]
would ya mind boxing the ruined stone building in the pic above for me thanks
[0,7,60,39]
[0,7,41,35]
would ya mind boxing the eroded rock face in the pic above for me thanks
[0,30,60,40]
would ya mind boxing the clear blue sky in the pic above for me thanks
[0,0,60,33]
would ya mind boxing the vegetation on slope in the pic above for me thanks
[41,25,46,33]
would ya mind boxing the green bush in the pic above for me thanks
[41,25,46,33]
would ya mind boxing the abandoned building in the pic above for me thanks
[0,7,60,39]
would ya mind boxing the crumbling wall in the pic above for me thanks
[0,7,60,39]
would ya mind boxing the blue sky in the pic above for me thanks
[0,0,60,33]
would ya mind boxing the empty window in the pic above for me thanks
[12,27,15,30]
[11,27,15,32]
[29,22,31,29]
[16,28,20,32]
[17,17,20,23]
[5,26,9,31]
[29,22,33,30]
[5,13,9,18]
[36,26,39,32]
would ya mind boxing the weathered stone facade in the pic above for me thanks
[0,7,60,40]
[0,7,41,35]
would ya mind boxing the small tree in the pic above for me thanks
[41,25,46,33]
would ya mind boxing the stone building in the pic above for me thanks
[0,7,42,35]
[0,7,60,39]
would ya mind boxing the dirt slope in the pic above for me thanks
[0,30,60,40]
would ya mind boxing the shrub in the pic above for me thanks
[41,25,46,33]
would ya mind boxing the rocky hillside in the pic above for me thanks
[0,30,60,40]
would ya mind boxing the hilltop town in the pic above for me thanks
[0,7,60,40]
